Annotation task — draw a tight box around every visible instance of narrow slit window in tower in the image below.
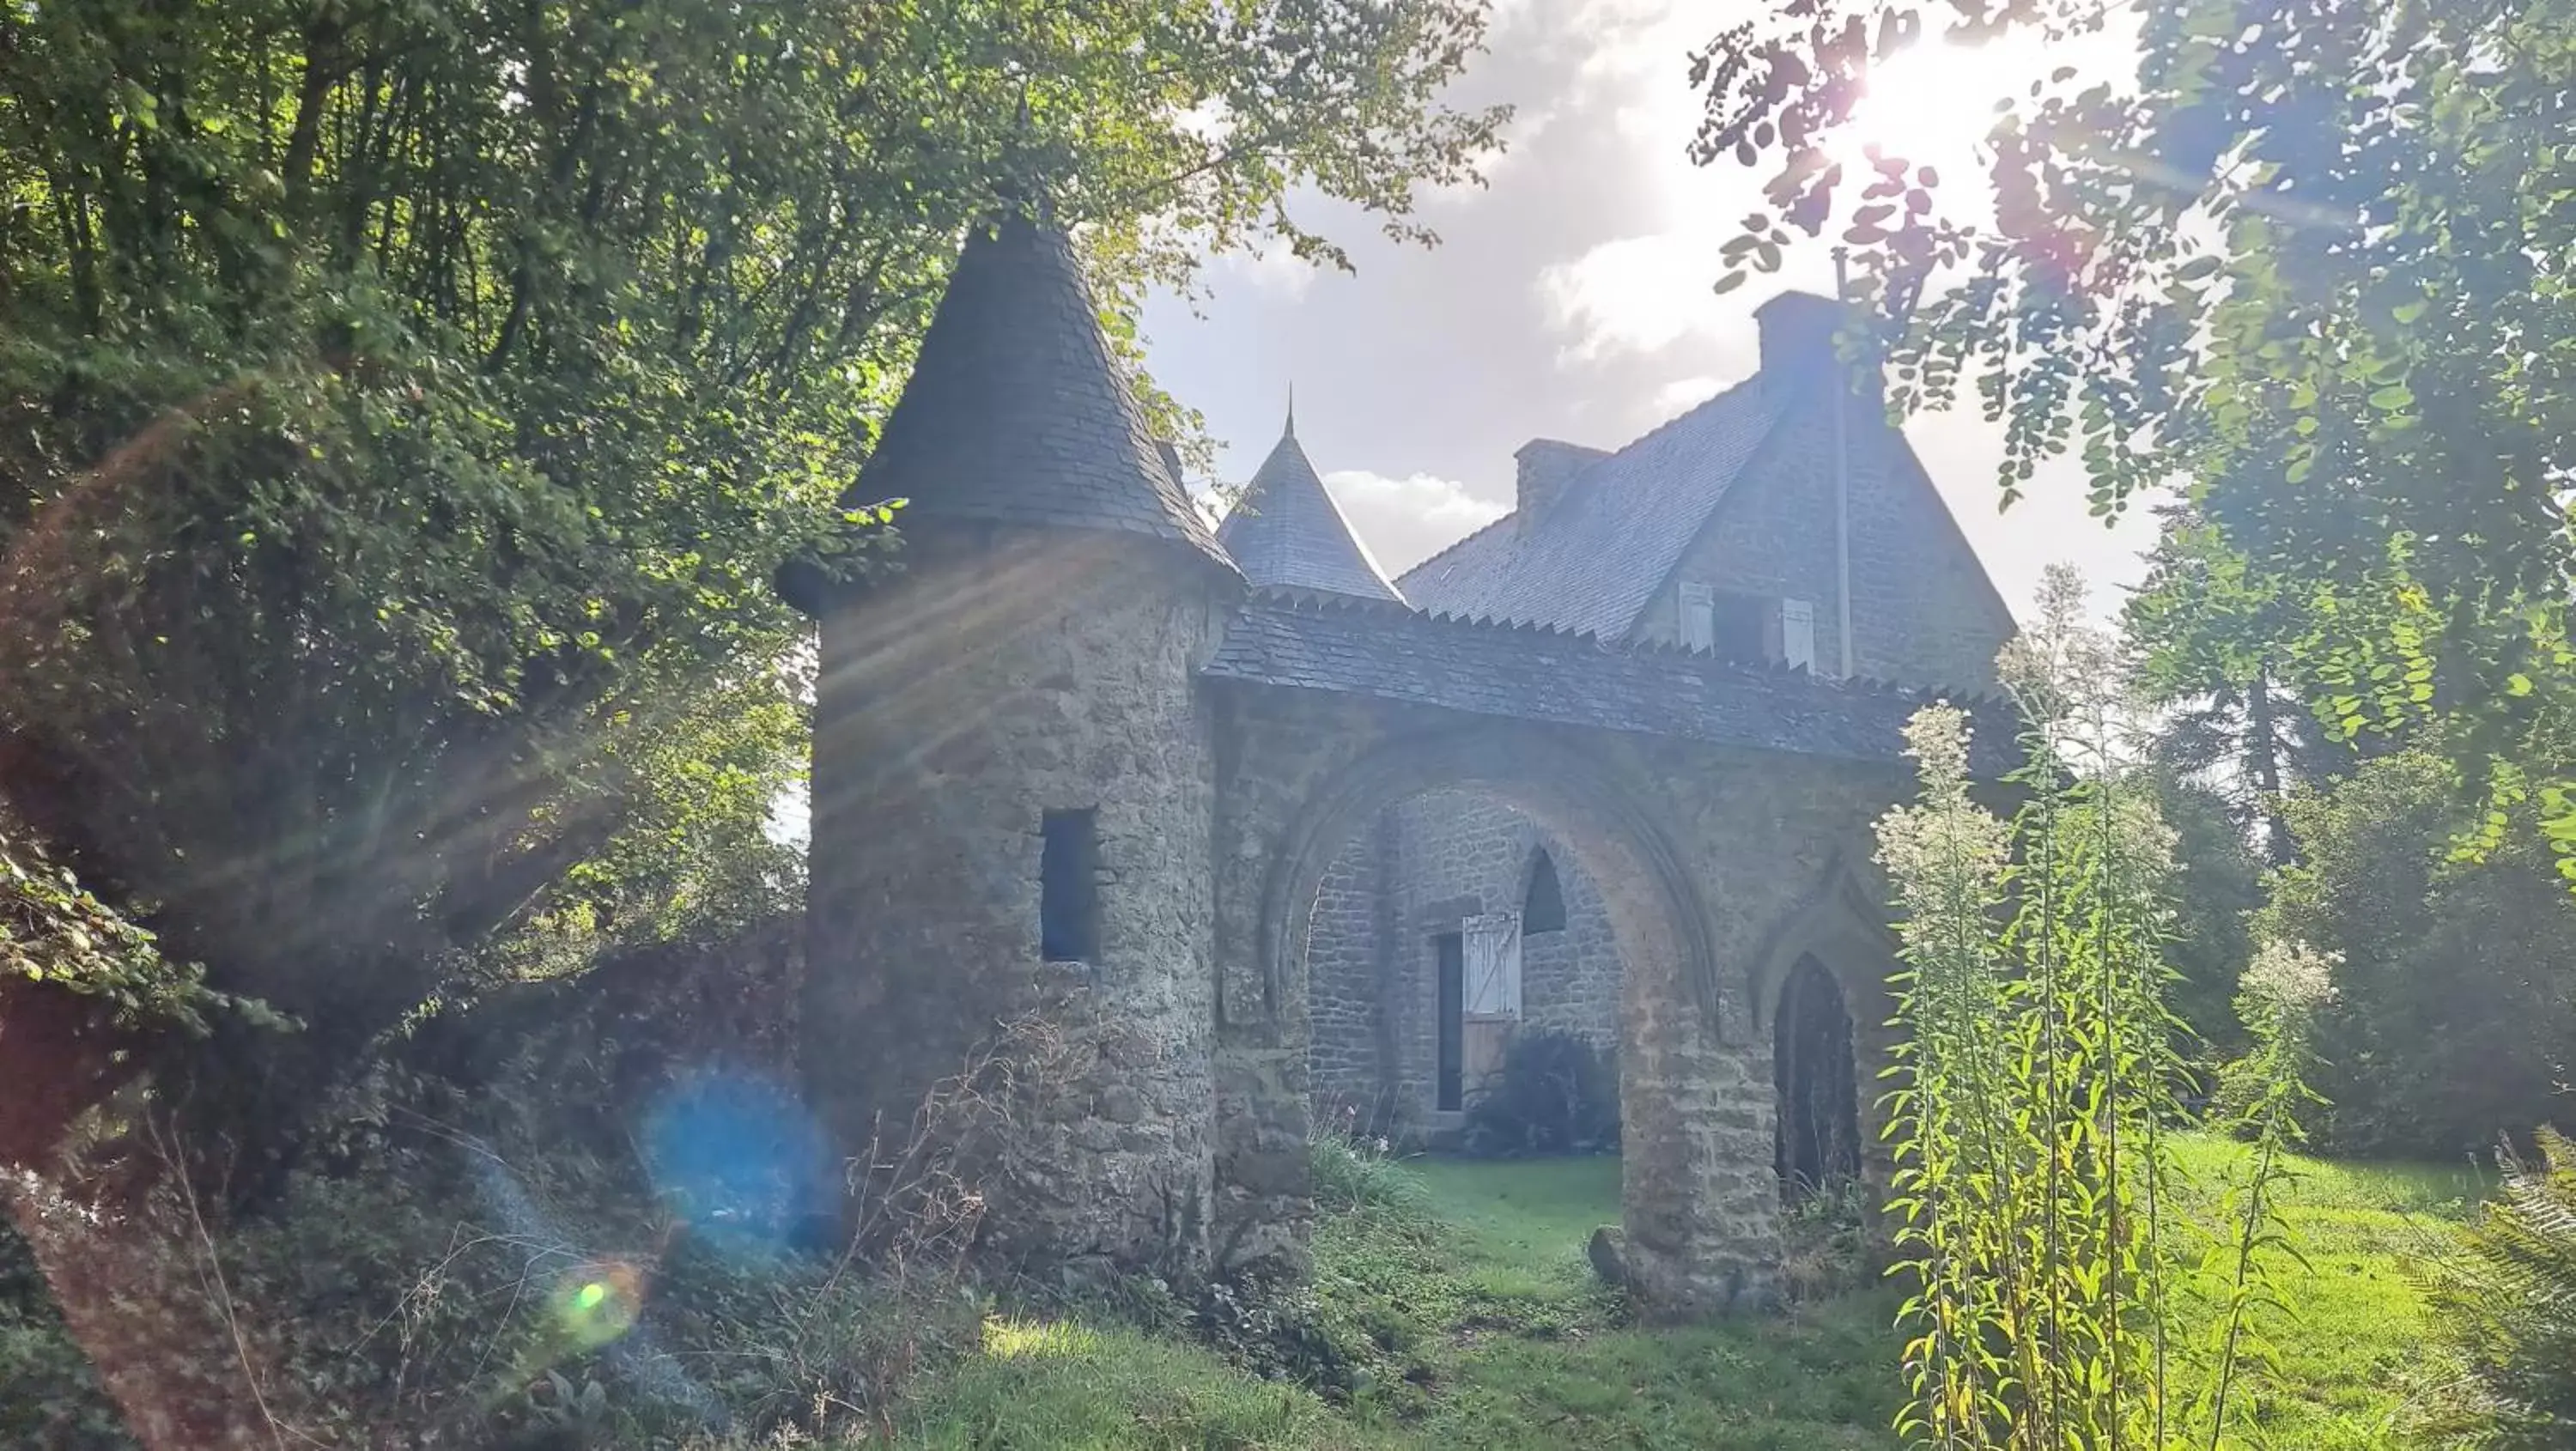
[1041,808,1101,962]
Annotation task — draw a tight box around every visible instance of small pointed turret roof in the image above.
[848,213,1230,568]
[1216,414,1404,603]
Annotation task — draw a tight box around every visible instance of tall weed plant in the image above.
[1875,567,2324,1449]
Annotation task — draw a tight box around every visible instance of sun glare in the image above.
[1842,39,2027,174]
[1830,27,2136,229]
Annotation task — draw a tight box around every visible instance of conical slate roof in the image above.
[848,215,1230,568]
[1216,418,1404,602]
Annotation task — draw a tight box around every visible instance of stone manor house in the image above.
[783,214,2015,1315]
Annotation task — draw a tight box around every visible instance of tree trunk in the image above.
[2247,661,2293,866]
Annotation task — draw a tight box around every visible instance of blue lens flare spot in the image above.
[641,1072,828,1259]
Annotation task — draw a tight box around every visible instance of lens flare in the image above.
[641,1072,828,1259]
[550,1259,643,1350]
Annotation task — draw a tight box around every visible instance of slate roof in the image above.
[847,215,1230,568]
[1215,422,1405,602]
[1202,594,2014,773]
[1396,379,1786,638]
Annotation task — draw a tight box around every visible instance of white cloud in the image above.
[1428,105,1559,206]
[1218,244,1318,301]
[1322,469,1510,575]
[1537,234,1728,361]
[1649,373,1724,418]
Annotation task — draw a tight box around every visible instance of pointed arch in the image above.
[1774,954,1861,1202]
[1522,846,1567,933]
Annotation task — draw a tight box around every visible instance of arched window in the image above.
[1522,848,1567,933]
[1774,955,1862,1204]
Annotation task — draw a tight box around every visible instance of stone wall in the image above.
[1299,788,1625,1135]
[805,528,1230,1283]
[803,525,1923,1316]
[1303,810,1385,1126]
[1631,388,2016,691]
[1387,791,1621,1125]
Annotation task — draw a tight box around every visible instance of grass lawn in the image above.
[886,1135,2472,1449]
[2162,1135,2484,1449]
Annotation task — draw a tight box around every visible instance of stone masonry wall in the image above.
[1303,810,1386,1126]
[1209,691,1920,1317]
[1631,388,2016,692]
[805,529,1230,1283]
[1376,790,1622,1129]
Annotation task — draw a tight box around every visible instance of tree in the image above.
[1689,0,2576,875]
[2127,505,2356,867]
[2258,749,2576,1158]
[0,0,1505,1175]
[2148,768,2262,1058]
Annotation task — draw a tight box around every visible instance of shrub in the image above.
[2260,750,2576,1159]
[1777,1178,1874,1303]
[0,1219,126,1450]
[2426,1126,2576,1448]
[1189,1270,1358,1395]
[0,914,1018,1448]
[1307,1126,1430,1221]
[1461,1029,1619,1158]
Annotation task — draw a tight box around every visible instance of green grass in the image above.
[2161,1134,2484,1449]
[875,1135,2469,1449]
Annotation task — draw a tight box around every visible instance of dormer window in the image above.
[1680,583,1823,674]
[1680,582,1769,660]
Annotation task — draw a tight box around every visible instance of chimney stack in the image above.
[1514,438,1610,525]
[1755,291,1880,402]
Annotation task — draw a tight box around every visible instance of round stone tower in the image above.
[786,213,1240,1281]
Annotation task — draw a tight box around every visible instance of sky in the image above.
[1141,0,2155,623]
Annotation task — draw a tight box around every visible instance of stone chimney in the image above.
[1515,438,1610,524]
[1755,290,1879,402]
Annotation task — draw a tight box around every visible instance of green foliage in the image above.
[3,1136,2471,1449]
[0,0,1506,1157]
[2196,938,2336,1442]
[2258,750,2576,1158]
[0,802,283,1170]
[0,806,244,1031]
[2128,507,2360,868]
[1873,568,2329,1448]
[1693,0,2576,881]
[1460,1028,1620,1159]
[1309,1122,1434,1223]
[2426,1126,2576,1449]
[0,1222,125,1449]
[2150,769,2265,1059]
[1875,573,2194,1447]
[1778,1179,1879,1305]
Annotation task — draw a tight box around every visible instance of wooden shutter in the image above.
[1780,597,1817,672]
[1679,581,1716,652]
[1461,912,1522,1017]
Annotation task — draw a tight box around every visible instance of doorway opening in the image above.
[1434,930,1464,1111]
[1298,787,1624,1142]
[1773,953,1861,1203]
